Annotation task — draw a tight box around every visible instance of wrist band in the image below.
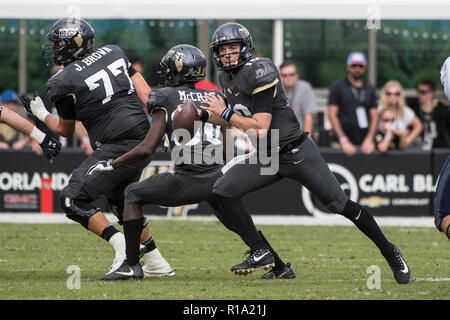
[384,133,392,141]
[81,136,90,143]
[29,126,46,144]
[200,110,210,122]
[339,136,348,144]
[221,108,235,122]
[32,97,50,122]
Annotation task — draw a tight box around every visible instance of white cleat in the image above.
[142,248,175,277]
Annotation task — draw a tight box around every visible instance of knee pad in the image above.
[124,182,141,205]
[213,177,240,198]
[60,197,101,229]
[108,198,124,225]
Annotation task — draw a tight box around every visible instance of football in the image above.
[172,100,201,143]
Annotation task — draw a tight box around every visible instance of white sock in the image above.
[108,232,125,257]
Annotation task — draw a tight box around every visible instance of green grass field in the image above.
[0,220,448,300]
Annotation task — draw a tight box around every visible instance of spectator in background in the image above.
[411,80,450,150]
[378,80,423,149]
[374,107,407,153]
[279,60,317,137]
[0,89,29,150]
[327,52,378,156]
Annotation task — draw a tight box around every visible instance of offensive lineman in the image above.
[88,44,295,280]
[21,17,173,277]
[202,22,410,284]
[0,105,61,161]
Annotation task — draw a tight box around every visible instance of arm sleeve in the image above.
[128,65,137,78]
[250,85,275,114]
[55,95,76,120]
[441,57,450,101]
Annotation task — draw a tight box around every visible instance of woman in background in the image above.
[377,80,422,149]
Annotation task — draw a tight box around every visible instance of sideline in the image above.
[0,213,435,227]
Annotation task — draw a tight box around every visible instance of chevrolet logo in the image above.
[360,196,390,208]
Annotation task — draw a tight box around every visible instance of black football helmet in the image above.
[210,22,254,73]
[42,17,95,66]
[157,44,206,87]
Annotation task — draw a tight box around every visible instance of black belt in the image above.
[278,132,308,154]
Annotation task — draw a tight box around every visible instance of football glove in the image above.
[40,135,62,163]
[86,160,114,175]
[19,92,49,122]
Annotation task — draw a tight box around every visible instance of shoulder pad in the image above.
[242,58,278,95]
[45,69,72,103]
[147,88,170,113]
[104,44,122,53]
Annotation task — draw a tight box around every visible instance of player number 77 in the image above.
[84,58,135,104]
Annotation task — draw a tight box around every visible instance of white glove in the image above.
[86,159,114,175]
[30,96,50,122]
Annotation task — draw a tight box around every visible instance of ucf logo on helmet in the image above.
[59,28,79,39]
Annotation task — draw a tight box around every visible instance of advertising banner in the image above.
[0,148,447,217]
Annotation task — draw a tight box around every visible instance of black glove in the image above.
[40,135,62,162]
[19,93,32,114]
[19,91,41,115]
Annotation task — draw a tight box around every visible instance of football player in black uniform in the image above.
[88,44,295,280]
[436,58,450,240]
[202,22,410,284]
[0,105,61,161]
[22,17,173,277]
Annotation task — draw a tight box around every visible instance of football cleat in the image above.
[231,248,275,275]
[107,253,126,275]
[142,248,175,277]
[381,243,410,284]
[261,262,296,279]
[100,260,143,281]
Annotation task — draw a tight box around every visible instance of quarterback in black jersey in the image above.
[202,22,410,283]
[88,44,294,280]
[23,17,172,277]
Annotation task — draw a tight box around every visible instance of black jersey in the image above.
[147,86,223,173]
[45,45,149,148]
[217,57,303,150]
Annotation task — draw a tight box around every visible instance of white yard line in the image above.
[0,213,435,227]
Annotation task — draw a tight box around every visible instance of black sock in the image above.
[142,236,157,253]
[214,194,265,251]
[340,200,391,251]
[101,224,120,242]
[123,218,144,265]
[258,230,286,269]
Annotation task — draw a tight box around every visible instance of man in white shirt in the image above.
[279,61,317,137]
